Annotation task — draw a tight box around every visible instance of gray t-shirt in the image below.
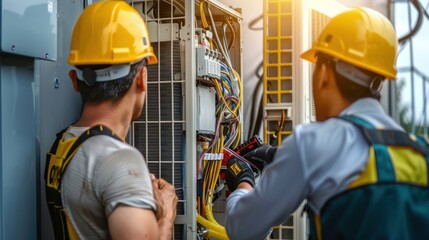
[61,126,156,239]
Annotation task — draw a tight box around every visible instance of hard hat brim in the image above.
[300,48,317,63]
[147,55,158,65]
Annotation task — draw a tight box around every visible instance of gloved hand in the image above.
[226,157,255,192]
[243,144,277,171]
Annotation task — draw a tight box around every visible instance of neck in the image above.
[74,99,135,140]
[317,91,352,121]
[325,97,351,120]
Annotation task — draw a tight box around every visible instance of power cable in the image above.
[422,0,429,18]
[415,76,428,137]
[398,0,424,45]
[407,0,417,133]
[248,62,264,138]
[248,14,263,31]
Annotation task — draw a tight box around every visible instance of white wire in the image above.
[207,5,235,80]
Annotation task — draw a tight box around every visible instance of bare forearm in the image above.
[158,218,175,240]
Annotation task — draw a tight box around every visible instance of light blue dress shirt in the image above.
[225,98,403,240]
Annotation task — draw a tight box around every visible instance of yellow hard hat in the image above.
[68,0,157,66]
[301,7,398,80]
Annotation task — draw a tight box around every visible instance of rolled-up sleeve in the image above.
[94,148,157,217]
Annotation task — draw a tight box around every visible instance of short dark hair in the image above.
[76,59,146,104]
[317,54,382,102]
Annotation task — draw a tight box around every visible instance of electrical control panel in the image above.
[1,0,57,60]
[130,1,242,239]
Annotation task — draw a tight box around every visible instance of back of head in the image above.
[68,0,158,103]
[301,7,398,101]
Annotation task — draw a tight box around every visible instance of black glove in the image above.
[226,157,255,192]
[243,144,277,171]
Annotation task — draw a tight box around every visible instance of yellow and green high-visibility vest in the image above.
[308,115,429,240]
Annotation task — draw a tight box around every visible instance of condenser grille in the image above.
[132,40,186,217]
[309,9,331,122]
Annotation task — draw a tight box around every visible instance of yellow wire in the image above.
[214,81,238,119]
[232,69,243,112]
[205,198,220,225]
[230,69,242,149]
[196,214,228,239]
[200,0,209,28]
[221,81,232,94]
[227,19,236,51]
[197,56,244,239]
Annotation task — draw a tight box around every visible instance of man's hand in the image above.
[226,158,255,192]
[151,174,177,239]
[243,144,277,171]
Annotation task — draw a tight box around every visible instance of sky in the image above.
[394,0,429,129]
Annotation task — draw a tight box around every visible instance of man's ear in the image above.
[321,63,331,87]
[136,66,147,92]
[314,62,329,91]
[69,70,79,92]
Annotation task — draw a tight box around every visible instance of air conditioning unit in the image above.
[262,0,346,239]
[128,0,243,239]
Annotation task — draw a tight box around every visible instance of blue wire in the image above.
[220,62,229,72]
[221,75,235,96]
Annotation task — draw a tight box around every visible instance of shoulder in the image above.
[273,118,364,180]
[293,118,362,153]
[76,136,147,179]
[83,135,144,160]
[286,118,369,181]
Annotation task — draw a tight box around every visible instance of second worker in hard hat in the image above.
[224,7,429,240]
[44,1,177,239]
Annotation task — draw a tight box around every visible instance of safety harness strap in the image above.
[44,127,69,183]
[45,125,121,240]
[339,115,429,156]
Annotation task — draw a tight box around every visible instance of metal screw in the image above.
[54,78,60,89]
[11,45,15,51]
[45,53,49,58]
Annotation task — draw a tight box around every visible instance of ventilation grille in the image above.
[263,0,294,238]
[132,40,185,238]
[309,9,331,122]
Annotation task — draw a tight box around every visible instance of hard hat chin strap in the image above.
[335,60,384,95]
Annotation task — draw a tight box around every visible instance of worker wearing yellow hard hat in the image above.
[44,1,177,239]
[224,7,429,240]
[301,7,397,80]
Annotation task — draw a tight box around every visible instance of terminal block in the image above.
[196,46,222,79]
